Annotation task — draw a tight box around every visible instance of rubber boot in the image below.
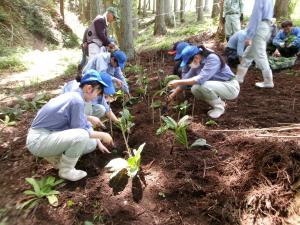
[58,154,87,181]
[207,98,225,119]
[255,69,274,88]
[44,156,60,169]
[236,65,248,84]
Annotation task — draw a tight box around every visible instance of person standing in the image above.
[235,0,274,88]
[86,7,119,60]
[223,0,244,42]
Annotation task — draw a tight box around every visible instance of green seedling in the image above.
[116,108,135,154]
[205,119,218,126]
[157,115,190,149]
[0,115,16,127]
[18,176,64,210]
[17,92,50,111]
[150,100,162,124]
[1,106,24,121]
[157,115,210,150]
[105,143,146,195]
[136,75,150,106]
[66,200,75,208]
[173,100,191,119]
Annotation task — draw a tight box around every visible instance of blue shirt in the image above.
[62,80,111,113]
[31,91,92,134]
[184,54,235,85]
[227,30,247,57]
[246,0,273,40]
[83,52,129,94]
[273,27,300,48]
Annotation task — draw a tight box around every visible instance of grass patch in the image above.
[63,63,78,77]
[135,14,217,52]
[0,47,28,73]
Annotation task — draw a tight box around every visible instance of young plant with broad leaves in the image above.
[157,115,211,150]
[173,100,191,119]
[18,176,64,210]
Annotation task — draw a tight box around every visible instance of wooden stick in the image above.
[192,97,195,117]
[255,134,300,138]
[211,126,300,132]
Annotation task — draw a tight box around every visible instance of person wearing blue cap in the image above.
[62,71,120,125]
[168,41,190,76]
[236,0,274,88]
[26,69,114,181]
[167,45,240,119]
[83,50,129,94]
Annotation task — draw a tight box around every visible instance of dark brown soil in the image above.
[1,36,300,225]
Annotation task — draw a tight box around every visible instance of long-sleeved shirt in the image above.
[62,80,111,113]
[83,52,129,94]
[246,0,273,40]
[272,27,300,48]
[223,0,243,17]
[31,91,92,134]
[227,30,247,57]
[183,54,235,85]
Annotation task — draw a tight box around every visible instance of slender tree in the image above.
[165,0,174,27]
[211,0,220,18]
[174,0,179,18]
[138,0,142,15]
[274,0,289,19]
[60,0,64,22]
[196,0,204,22]
[154,0,167,35]
[90,0,101,20]
[120,0,135,59]
[180,0,185,23]
[143,0,147,16]
[204,0,210,12]
[215,0,225,41]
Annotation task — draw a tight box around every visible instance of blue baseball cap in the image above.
[113,50,127,69]
[99,72,115,95]
[180,46,202,67]
[81,69,108,87]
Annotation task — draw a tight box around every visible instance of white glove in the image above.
[279,42,285,48]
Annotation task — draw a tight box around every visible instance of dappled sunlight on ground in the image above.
[0,48,80,95]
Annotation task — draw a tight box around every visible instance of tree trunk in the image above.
[274,0,289,19]
[132,0,139,37]
[164,0,174,27]
[90,0,101,21]
[143,0,147,16]
[154,0,167,35]
[215,0,225,41]
[204,0,210,12]
[180,0,185,23]
[196,0,204,22]
[211,0,220,18]
[138,0,142,15]
[174,0,179,18]
[153,0,156,13]
[120,0,135,60]
[60,0,64,22]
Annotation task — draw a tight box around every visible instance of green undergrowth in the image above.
[0,47,28,73]
[135,14,218,52]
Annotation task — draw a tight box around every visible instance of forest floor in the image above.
[1,33,300,225]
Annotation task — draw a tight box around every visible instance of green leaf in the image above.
[205,119,217,126]
[84,221,94,225]
[67,200,75,208]
[25,178,41,194]
[150,100,161,109]
[162,116,177,130]
[163,75,180,86]
[46,195,58,207]
[105,158,128,173]
[175,127,188,148]
[17,198,39,210]
[178,115,190,127]
[156,125,169,135]
[23,190,38,196]
[190,138,212,148]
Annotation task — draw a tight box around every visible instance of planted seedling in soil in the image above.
[17,176,64,210]
[157,115,211,151]
[105,143,146,200]
[135,74,150,106]
[173,100,191,120]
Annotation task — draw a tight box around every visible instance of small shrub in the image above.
[63,63,77,77]
[0,56,27,72]
[63,32,80,48]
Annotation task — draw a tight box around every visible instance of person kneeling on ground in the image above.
[272,20,300,58]
[83,50,129,95]
[225,29,247,67]
[63,71,120,126]
[168,41,191,77]
[26,69,114,182]
[167,45,240,119]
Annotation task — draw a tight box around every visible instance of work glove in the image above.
[240,13,244,22]
[279,42,285,48]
